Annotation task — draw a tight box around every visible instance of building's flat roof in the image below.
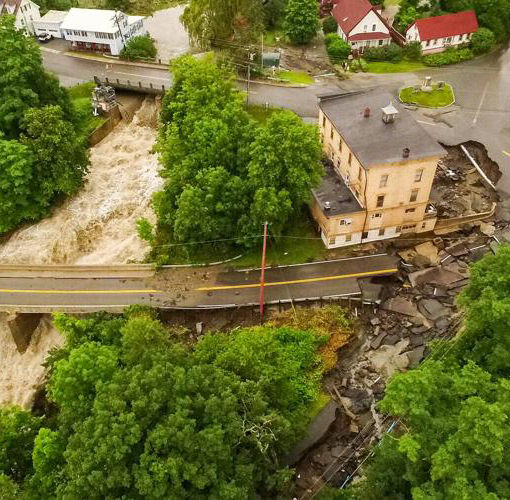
[313,164,364,217]
[60,8,143,33]
[319,90,446,168]
[37,9,68,23]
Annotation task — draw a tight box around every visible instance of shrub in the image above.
[363,43,403,62]
[402,40,422,60]
[470,27,495,55]
[324,34,350,62]
[322,15,337,34]
[119,35,157,61]
[423,47,473,66]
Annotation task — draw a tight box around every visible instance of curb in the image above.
[63,51,170,70]
[238,77,308,88]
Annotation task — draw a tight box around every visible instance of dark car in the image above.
[38,33,53,43]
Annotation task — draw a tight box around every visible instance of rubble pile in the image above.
[293,236,493,496]
[431,147,497,219]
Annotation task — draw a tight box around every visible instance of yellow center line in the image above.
[196,268,398,291]
[503,150,510,158]
[0,289,162,295]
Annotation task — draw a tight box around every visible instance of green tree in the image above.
[324,33,352,62]
[181,0,264,48]
[0,407,41,484]
[0,15,75,139]
[283,0,319,44]
[403,40,423,60]
[0,138,37,233]
[264,0,288,28]
[21,106,89,204]
[470,27,496,54]
[119,34,157,61]
[322,15,338,34]
[24,312,324,498]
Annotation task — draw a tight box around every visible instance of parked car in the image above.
[38,33,53,43]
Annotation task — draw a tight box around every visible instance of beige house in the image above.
[312,90,445,249]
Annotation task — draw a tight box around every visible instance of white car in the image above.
[38,33,53,43]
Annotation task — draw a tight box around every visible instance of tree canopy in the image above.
[0,15,88,235]
[149,54,322,262]
[350,245,510,499]
[283,0,320,45]
[2,309,326,498]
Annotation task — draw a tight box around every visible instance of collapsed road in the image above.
[0,254,398,313]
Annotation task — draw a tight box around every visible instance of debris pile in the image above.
[431,146,497,219]
[293,235,493,496]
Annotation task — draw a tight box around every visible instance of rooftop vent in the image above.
[382,102,399,124]
[403,147,410,158]
[324,201,331,210]
[363,107,371,118]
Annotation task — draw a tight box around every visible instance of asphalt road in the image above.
[0,254,398,312]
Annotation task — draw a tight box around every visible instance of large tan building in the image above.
[312,90,445,248]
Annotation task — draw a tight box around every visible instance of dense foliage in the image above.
[283,0,319,44]
[349,245,510,499]
[0,15,88,234]
[324,33,351,62]
[181,0,264,48]
[147,55,322,262]
[119,34,157,60]
[423,47,473,65]
[322,15,338,34]
[363,43,404,62]
[1,309,325,498]
[470,27,496,54]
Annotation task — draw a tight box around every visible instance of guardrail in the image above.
[93,76,167,95]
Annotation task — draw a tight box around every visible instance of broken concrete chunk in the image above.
[408,266,465,287]
[479,221,496,237]
[445,242,469,257]
[409,334,425,347]
[381,297,418,317]
[366,339,410,378]
[371,332,388,350]
[370,317,381,326]
[7,313,43,354]
[406,345,426,368]
[381,334,399,346]
[434,317,451,331]
[418,298,449,321]
[414,241,441,266]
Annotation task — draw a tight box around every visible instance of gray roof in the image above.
[319,90,446,168]
[38,10,68,23]
[313,164,364,217]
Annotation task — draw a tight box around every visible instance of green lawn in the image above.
[233,213,327,269]
[276,70,314,85]
[263,29,286,47]
[364,60,426,73]
[68,82,106,137]
[399,83,455,108]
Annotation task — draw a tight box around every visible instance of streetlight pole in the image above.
[259,222,268,323]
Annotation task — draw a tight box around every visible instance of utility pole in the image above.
[113,9,125,44]
[246,63,251,105]
[259,222,268,323]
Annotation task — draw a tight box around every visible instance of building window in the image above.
[422,222,427,229]
[378,228,385,236]
[376,195,385,208]
[371,212,382,219]
[426,40,430,46]
[348,152,352,165]
[378,40,384,46]
[330,128,334,140]
[345,234,352,242]
[403,224,416,231]
[358,167,362,181]
[362,232,369,239]
[339,219,352,226]
[396,226,402,233]
[372,24,376,31]
[322,116,326,127]
[410,189,419,203]
[405,208,416,214]
[379,174,388,188]
[339,138,342,152]
[415,169,423,182]
[363,25,367,32]
[329,237,336,245]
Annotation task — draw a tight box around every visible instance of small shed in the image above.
[33,9,68,38]
[262,52,281,69]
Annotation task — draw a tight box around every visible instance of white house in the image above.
[0,0,40,35]
[406,11,478,54]
[60,8,146,56]
[332,0,392,52]
[33,9,67,38]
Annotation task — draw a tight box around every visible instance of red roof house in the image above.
[331,0,400,51]
[406,10,478,53]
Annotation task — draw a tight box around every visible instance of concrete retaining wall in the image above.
[88,105,122,147]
